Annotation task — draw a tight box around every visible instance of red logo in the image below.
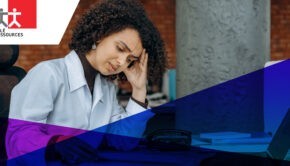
[0,0,37,29]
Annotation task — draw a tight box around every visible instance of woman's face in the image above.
[86,28,143,76]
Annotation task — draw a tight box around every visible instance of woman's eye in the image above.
[116,46,124,52]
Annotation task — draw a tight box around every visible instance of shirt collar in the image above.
[64,50,89,92]
[64,50,104,103]
[93,73,104,104]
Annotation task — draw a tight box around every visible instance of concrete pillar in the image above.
[175,0,270,133]
[176,0,270,97]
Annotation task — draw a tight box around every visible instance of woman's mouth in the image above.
[108,62,117,72]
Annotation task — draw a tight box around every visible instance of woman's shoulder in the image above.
[28,58,66,79]
[15,58,66,91]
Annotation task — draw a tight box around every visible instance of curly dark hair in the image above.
[69,0,167,84]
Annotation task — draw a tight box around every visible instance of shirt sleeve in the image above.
[6,62,59,162]
[129,97,148,109]
[104,85,155,151]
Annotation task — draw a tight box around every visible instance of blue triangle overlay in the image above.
[3,60,290,165]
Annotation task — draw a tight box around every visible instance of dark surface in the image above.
[44,146,290,166]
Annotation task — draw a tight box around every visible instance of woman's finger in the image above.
[140,49,146,65]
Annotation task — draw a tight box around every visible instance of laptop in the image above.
[265,108,290,160]
[197,108,290,161]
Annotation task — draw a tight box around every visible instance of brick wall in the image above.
[140,0,176,69]
[15,0,176,71]
[16,0,288,70]
[271,0,290,60]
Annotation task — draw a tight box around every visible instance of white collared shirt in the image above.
[6,50,153,159]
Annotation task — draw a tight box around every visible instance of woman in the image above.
[6,0,167,164]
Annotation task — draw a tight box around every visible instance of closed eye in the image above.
[116,45,125,52]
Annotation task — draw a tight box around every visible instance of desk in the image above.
[9,137,288,165]
[45,146,290,166]
[47,147,216,165]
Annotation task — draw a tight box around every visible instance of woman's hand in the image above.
[123,49,148,103]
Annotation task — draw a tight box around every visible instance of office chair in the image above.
[0,45,26,163]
